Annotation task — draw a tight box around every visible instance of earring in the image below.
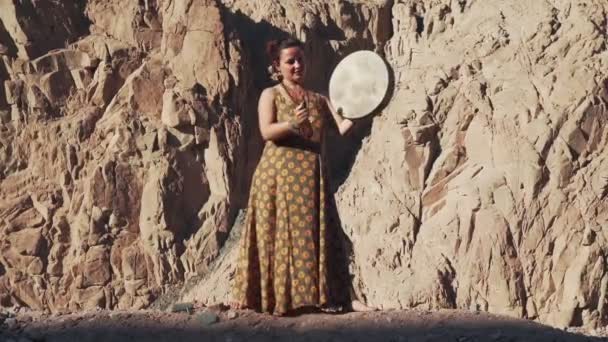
[268,65,281,82]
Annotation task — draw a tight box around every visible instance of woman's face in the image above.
[276,46,305,83]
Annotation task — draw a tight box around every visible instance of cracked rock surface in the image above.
[0,0,607,331]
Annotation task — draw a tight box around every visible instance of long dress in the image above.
[233,84,329,315]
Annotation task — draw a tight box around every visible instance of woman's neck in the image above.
[281,79,302,90]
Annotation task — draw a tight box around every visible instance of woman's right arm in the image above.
[258,87,296,141]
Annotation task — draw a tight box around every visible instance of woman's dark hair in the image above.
[265,37,304,64]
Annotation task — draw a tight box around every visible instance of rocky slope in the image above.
[0,0,607,331]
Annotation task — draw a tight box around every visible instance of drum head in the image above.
[329,50,389,119]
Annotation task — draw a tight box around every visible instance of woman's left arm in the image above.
[322,95,353,135]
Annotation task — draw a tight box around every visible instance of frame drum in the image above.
[329,51,389,119]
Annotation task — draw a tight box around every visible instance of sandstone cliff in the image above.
[0,0,607,330]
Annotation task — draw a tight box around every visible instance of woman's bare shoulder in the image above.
[261,85,280,97]
[320,90,333,103]
[258,86,279,105]
[308,90,329,106]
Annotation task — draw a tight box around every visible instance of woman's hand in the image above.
[294,102,309,125]
[291,102,313,138]
[323,95,353,135]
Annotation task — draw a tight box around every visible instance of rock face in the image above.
[0,0,607,330]
[0,0,248,312]
[0,0,88,60]
[338,0,608,329]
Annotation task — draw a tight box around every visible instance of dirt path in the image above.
[1,308,607,342]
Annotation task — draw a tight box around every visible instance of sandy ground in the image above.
[1,307,607,342]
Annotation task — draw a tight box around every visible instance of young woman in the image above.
[232,38,369,316]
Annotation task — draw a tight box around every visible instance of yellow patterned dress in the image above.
[233,85,329,315]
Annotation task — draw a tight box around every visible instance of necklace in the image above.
[280,82,306,104]
[280,82,313,127]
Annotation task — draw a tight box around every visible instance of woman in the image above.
[231,38,362,316]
